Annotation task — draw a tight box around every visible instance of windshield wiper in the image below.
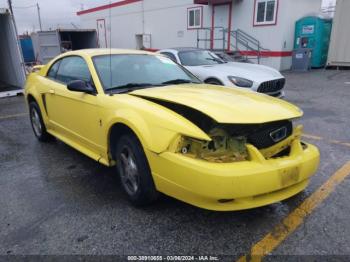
[162,79,197,85]
[107,79,199,94]
[106,83,159,94]
[206,58,225,64]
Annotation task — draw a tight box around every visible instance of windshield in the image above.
[178,50,225,66]
[216,52,235,62]
[93,54,201,93]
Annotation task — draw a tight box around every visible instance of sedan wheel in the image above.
[29,101,53,142]
[30,107,42,137]
[118,145,140,196]
[206,79,222,85]
[115,134,159,206]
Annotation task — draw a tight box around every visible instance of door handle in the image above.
[49,89,55,94]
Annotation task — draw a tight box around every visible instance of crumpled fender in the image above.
[105,106,211,154]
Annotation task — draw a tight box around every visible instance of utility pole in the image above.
[37,3,42,31]
[7,0,14,14]
[7,0,27,78]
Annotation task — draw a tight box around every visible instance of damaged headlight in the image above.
[176,128,248,163]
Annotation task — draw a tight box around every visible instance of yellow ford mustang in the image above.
[25,49,320,211]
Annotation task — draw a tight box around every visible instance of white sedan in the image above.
[158,48,285,98]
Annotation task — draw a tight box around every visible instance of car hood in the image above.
[131,84,301,124]
[187,62,283,82]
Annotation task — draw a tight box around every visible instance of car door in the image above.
[45,56,104,156]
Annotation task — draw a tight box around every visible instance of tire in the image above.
[205,79,223,85]
[29,101,53,142]
[115,134,159,206]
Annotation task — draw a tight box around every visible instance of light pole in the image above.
[7,0,27,76]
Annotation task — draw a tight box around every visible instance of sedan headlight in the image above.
[228,76,253,88]
[176,128,248,163]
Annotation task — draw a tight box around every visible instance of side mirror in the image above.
[67,80,95,95]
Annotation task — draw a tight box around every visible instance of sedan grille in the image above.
[247,120,293,149]
[257,78,286,94]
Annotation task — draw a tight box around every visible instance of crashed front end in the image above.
[145,108,319,211]
[131,87,320,211]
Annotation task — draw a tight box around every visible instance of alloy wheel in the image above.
[31,107,42,137]
[118,145,140,196]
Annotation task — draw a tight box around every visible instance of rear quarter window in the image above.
[47,60,61,79]
[56,56,91,84]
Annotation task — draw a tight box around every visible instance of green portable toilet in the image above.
[294,16,332,68]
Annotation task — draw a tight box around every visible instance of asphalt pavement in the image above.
[0,69,349,261]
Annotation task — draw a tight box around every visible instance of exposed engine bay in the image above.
[136,96,296,162]
[177,128,248,163]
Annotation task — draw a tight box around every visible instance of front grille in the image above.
[258,78,286,94]
[247,120,293,149]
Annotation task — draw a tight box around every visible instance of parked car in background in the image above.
[214,51,253,64]
[213,51,236,62]
[158,48,286,98]
[25,49,319,211]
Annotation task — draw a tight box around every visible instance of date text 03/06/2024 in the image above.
[127,255,220,261]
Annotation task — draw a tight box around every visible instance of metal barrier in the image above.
[196,27,270,64]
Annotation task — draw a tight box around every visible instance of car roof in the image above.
[61,48,156,57]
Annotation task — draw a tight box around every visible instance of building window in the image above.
[254,0,278,26]
[188,7,202,29]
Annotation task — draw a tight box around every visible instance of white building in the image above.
[77,0,322,71]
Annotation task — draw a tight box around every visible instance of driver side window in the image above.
[56,56,91,84]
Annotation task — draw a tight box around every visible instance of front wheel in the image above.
[29,101,53,142]
[115,134,159,206]
[205,79,222,85]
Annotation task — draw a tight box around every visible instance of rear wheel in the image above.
[115,134,159,206]
[29,101,53,142]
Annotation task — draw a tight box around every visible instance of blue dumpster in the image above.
[20,37,35,63]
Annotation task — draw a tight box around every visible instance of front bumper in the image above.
[224,81,285,98]
[268,90,285,98]
[251,78,286,98]
[147,138,320,211]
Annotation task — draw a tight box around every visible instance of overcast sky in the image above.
[0,0,337,34]
[0,0,111,33]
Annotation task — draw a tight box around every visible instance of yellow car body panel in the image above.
[131,85,302,124]
[147,138,319,211]
[25,49,320,211]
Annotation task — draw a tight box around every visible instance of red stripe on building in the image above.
[194,0,232,4]
[239,51,293,57]
[77,0,142,16]
[145,48,292,57]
